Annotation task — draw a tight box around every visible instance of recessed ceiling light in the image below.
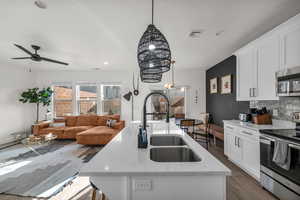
[104,61,109,65]
[34,0,47,9]
[189,30,205,38]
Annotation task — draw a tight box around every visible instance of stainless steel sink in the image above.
[150,135,186,146]
[150,147,201,162]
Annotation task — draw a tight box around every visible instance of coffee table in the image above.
[21,134,57,155]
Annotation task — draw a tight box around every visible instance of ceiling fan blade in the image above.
[14,44,33,56]
[11,57,31,60]
[40,57,69,66]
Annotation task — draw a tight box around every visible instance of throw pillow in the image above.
[49,123,66,127]
[106,119,117,128]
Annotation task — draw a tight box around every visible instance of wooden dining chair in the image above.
[180,119,195,138]
[193,113,210,149]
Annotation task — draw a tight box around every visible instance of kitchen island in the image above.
[80,120,231,200]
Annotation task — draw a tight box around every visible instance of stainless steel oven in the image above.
[276,66,300,96]
[260,133,300,200]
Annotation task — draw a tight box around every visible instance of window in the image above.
[101,85,121,115]
[77,85,98,115]
[52,83,121,117]
[53,85,73,117]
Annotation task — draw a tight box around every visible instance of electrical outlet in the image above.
[273,109,279,117]
[133,179,152,191]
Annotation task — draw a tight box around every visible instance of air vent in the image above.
[189,30,204,38]
[34,0,47,9]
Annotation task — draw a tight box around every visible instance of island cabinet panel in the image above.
[224,122,260,180]
[91,175,226,200]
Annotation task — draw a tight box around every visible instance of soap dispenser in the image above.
[138,127,148,149]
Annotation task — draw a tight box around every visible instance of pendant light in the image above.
[140,71,162,83]
[137,0,172,81]
[164,60,176,89]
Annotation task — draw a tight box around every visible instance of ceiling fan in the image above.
[12,44,69,66]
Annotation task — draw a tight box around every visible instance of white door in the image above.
[257,36,280,100]
[236,48,257,101]
[241,135,260,180]
[282,26,300,69]
[228,133,242,165]
[224,125,235,156]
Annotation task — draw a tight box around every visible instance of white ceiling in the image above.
[1,0,300,71]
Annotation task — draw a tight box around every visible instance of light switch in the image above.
[133,179,152,191]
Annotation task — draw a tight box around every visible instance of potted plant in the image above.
[19,87,53,123]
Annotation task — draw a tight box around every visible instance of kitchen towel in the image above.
[272,140,291,170]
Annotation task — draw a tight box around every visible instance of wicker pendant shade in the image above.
[140,71,162,83]
[137,24,171,75]
[137,0,171,83]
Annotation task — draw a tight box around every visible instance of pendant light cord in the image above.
[152,0,154,24]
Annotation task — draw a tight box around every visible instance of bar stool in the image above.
[90,181,106,200]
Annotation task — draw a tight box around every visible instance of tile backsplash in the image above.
[250,97,300,121]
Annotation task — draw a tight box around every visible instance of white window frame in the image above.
[76,84,99,115]
[52,83,73,119]
[51,82,122,118]
[101,84,122,115]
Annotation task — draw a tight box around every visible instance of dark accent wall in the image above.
[206,56,249,126]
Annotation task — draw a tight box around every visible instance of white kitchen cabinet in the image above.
[235,13,300,101]
[224,123,260,180]
[239,128,260,180]
[236,48,257,101]
[282,25,300,70]
[256,36,280,100]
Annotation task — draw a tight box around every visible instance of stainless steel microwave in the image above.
[276,66,300,96]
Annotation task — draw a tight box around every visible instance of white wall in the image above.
[0,66,36,145]
[35,69,206,123]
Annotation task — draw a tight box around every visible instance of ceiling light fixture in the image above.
[164,60,176,89]
[104,61,109,65]
[34,0,47,9]
[137,0,171,83]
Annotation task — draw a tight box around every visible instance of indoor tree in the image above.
[19,87,53,123]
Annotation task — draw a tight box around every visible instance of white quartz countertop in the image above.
[223,120,295,131]
[80,121,231,176]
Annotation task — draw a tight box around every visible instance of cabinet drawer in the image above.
[224,124,236,132]
[239,128,259,140]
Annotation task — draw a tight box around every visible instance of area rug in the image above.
[0,140,102,199]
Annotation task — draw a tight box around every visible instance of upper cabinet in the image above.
[282,26,300,69]
[256,36,280,100]
[236,48,257,101]
[235,13,300,101]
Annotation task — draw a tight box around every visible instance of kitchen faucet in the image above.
[142,91,170,130]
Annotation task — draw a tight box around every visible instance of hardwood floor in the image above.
[208,143,277,200]
[0,144,277,200]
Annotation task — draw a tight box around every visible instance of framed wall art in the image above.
[221,74,232,94]
[210,77,218,94]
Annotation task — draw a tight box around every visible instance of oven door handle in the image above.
[260,135,276,142]
[289,143,300,150]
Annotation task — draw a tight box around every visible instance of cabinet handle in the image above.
[234,136,237,146]
[253,88,257,97]
[238,137,240,148]
[241,131,253,136]
[249,88,252,97]
[289,144,300,150]
[226,126,233,130]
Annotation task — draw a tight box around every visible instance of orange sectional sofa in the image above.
[32,115,125,145]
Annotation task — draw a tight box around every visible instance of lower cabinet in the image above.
[224,123,260,180]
